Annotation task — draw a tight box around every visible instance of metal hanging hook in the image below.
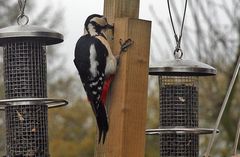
[167,0,188,59]
[17,0,29,25]
[18,0,26,15]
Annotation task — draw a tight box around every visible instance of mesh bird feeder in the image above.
[0,24,68,156]
[146,59,217,157]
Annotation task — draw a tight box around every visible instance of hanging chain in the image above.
[17,0,29,25]
[167,0,188,59]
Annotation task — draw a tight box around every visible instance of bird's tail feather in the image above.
[96,102,109,144]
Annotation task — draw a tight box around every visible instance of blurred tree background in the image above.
[146,0,240,156]
[0,0,93,156]
[0,0,239,157]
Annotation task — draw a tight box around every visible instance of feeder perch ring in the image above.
[146,128,220,135]
[0,98,68,110]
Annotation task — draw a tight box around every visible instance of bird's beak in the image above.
[106,24,114,30]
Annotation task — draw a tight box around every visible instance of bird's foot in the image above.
[119,38,134,53]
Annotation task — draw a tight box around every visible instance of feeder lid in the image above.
[149,59,217,76]
[0,25,63,45]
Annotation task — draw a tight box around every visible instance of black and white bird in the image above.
[74,14,132,144]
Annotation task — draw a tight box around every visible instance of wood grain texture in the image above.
[103,0,140,24]
[94,1,151,156]
[94,18,151,157]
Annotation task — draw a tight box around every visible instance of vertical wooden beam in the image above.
[103,0,140,24]
[95,0,151,157]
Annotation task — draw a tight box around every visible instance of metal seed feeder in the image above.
[0,24,68,157]
[146,58,217,157]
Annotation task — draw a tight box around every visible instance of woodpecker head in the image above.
[84,14,113,37]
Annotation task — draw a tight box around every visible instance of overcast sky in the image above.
[33,0,170,74]
[21,0,235,75]
[31,0,193,72]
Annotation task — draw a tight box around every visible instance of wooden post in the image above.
[103,0,140,23]
[94,0,151,157]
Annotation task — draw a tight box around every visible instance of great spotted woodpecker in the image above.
[74,14,133,144]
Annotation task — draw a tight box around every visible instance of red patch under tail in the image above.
[100,75,114,105]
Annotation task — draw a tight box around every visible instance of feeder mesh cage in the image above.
[159,76,199,157]
[5,105,48,156]
[3,40,47,99]
[3,40,49,157]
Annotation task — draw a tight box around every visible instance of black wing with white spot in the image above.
[74,34,109,143]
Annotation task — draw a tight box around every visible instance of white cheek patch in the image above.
[91,17,106,27]
[88,24,98,36]
[89,44,99,77]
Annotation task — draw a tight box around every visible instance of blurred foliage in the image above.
[0,1,95,156]
[48,100,95,157]
[0,0,95,156]
[146,0,240,156]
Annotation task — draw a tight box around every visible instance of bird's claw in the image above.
[119,38,134,53]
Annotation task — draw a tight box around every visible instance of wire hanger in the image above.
[17,0,29,25]
[167,0,188,59]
